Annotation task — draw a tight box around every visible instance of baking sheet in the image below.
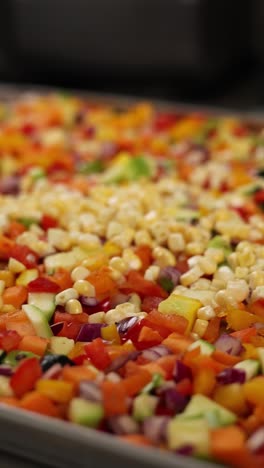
[0,82,258,468]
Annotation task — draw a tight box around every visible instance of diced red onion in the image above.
[76,323,105,342]
[143,416,169,443]
[216,368,246,385]
[0,365,13,376]
[101,142,118,159]
[173,360,192,383]
[156,381,176,395]
[175,445,194,456]
[105,351,140,373]
[50,322,64,335]
[0,175,20,195]
[214,333,243,356]
[142,345,171,362]
[247,427,264,454]
[79,296,99,307]
[162,388,188,413]
[108,415,139,435]
[79,381,102,402]
[158,267,181,292]
[42,364,62,380]
[117,316,139,335]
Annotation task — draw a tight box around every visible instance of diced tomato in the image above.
[134,245,152,272]
[10,244,39,268]
[0,330,21,352]
[53,311,89,324]
[254,190,264,205]
[57,322,83,340]
[84,338,111,370]
[28,276,60,293]
[10,357,42,397]
[141,296,163,313]
[40,214,58,230]
[120,271,167,299]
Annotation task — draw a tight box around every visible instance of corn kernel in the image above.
[73,280,95,297]
[109,257,128,274]
[65,299,83,315]
[180,265,203,287]
[128,293,141,312]
[122,249,142,270]
[103,241,122,258]
[105,303,146,325]
[214,289,237,308]
[185,242,205,256]
[197,305,216,320]
[204,247,225,264]
[235,266,249,279]
[214,266,234,283]
[226,279,249,302]
[197,257,217,275]
[89,312,105,324]
[167,233,185,252]
[134,229,153,247]
[144,265,160,282]
[55,288,78,306]
[71,266,90,282]
[8,257,26,274]
[152,246,176,268]
[237,248,255,268]
[192,318,208,337]
[108,267,125,283]
[249,271,264,289]
[251,286,264,302]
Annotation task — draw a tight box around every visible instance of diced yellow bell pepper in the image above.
[243,376,264,406]
[158,294,202,333]
[0,270,15,287]
[82,250,108,271]
[36,379,74,403]
[68,342,86,359]
[101,324,121,344]
[16,269,39,286]
[226,308,264,331]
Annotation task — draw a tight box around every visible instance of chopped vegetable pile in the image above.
[1,94,264,467]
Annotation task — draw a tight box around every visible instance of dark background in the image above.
[0,0,264,110]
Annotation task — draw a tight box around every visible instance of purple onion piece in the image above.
[216,368,246,385]
[162,388,188,414]
[79,296,99,307]
[79,381,102,402]
[105,351,140,373]
[158,267,181,293]
[173,360,192,383]
[247,427,264,454]
[101,141,118,159]
[143,416,170,443]
[214,333,243,356]
[76,323,104,342]
[42,364,62,380]
[175,445,194,456]
[117,316,139,335]
[0,175,20,195]
[50,322,64,335]
[0,365,13,376]
[108,415,139,435]
[142,345,171,362]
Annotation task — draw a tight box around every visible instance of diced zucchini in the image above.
[3,350,39,366]
[133,394,158,422]
[49,336,75,355]
[0,376,14,397]
[207,235,231,258]
[234,359,260,381]
[181,394,237,427]
[158,294,202,333]
[22,304,53,339]
[141,373,164,394]
[188,339,215,356]
[28,292,56,321]
[167,417,210,455]
[44,247,91,271]
[68,398,104,427]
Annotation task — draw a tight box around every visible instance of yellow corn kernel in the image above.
[185,242,205,256]
[128,293,141,312]
[249,271,264,289]
[144,265,160,282]
[152,246,176,268]
[89,312,105,324]
[235,266,249,279]
[237,249,255,268]
[36,380,74,403]
[73,280,95,297]
[197,257,217,275]
[168,233,185,253]
[226,279,249,302]
[103,241,122,258]
[180,266,203,287]
[204,247,225,264]
[55,288,78,306]
[134,229,153,247]
[71,266,90,282]
[197,305,216,321]
[8,258,26,274]
[192,318,208,337]
[0,271,15,287]
[65,299,83,315]
[111,228,134,249]
[109,257,128,274]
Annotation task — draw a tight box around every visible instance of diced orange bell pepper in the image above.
[162,332,192,353]
[243,376,264,406]
[101,381,127,416]
[193,368,216,397]
[17,335,49,356]
[3,285,28,309]
[20,391,60,418]
[62,365,97,386]
[214,384,248,416]
[36,379,74,403]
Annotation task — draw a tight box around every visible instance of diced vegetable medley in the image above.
[1,93,264,467]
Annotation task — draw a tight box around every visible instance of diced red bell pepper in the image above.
[84,337,111,370]
[0,330,21,352]
[141,296,163,313]
[57,322,83,340]
[10,357,42,397]
[40,214,58,230]
[10,244,39,268]
[120,271,167,299]
[53,311,89,324]
[28,277,60,293]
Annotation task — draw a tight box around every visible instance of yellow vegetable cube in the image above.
[158,294,202,333]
